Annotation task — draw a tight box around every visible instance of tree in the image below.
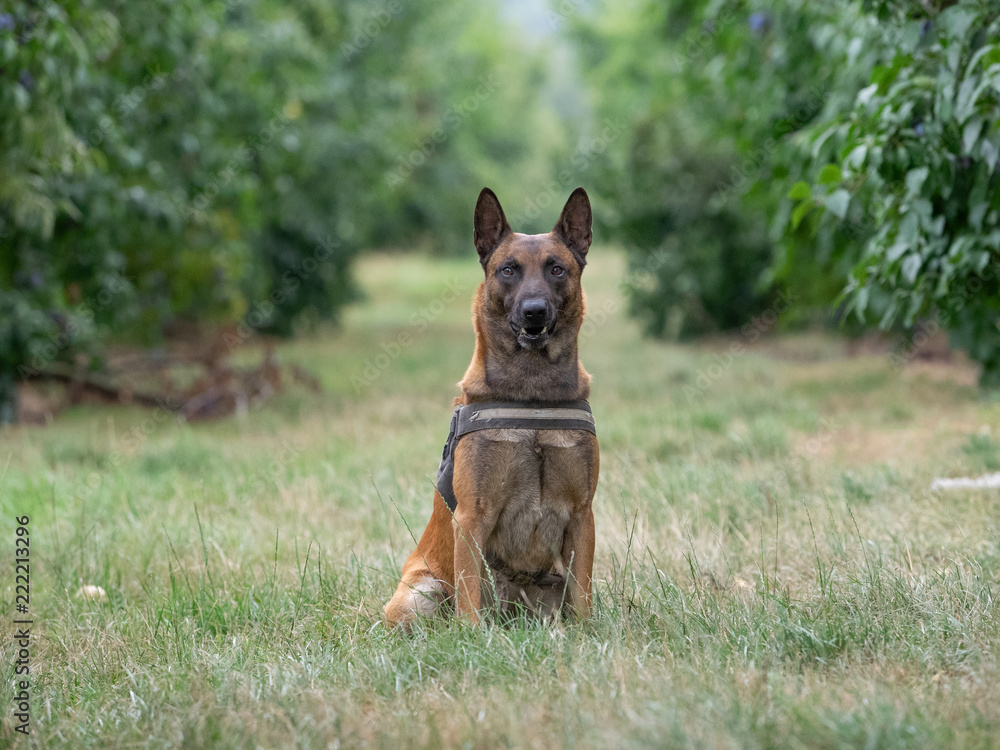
[570,0,869,338]
[0,0,552,420]
[573,0,1000,386]
[785,0,1000,385]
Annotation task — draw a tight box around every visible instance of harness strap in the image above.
[436,400,596,514]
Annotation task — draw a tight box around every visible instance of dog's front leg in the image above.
[452,507,486,624]
[562,506,595,620]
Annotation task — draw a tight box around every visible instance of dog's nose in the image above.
[522,298,547,323]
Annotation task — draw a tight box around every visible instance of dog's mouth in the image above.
[511,321,554,349]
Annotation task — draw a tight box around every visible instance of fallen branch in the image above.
[24,364,165,407]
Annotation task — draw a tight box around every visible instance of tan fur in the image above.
[384,189,599,629]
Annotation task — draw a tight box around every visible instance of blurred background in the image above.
[5,5,1000,743]
[1,0,998,423]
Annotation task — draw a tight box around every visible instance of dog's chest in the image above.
[461,428,596,572]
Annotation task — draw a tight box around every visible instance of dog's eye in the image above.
[501,266,514,277]
[551,265,564,277]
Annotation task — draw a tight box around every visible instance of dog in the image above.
[383,187,600,628]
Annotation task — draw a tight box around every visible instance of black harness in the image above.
[436,400,597,513]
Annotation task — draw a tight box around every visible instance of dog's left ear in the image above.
[553,187,592,269]
[474,187,512,269]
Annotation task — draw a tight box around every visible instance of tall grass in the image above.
[1,251,998,748]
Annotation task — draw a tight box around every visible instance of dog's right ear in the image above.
[473,187,512,269]
[553,187,592,269]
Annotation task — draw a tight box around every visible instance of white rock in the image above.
[930,472,1000,490]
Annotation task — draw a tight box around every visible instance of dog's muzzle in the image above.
[512,297,554,349]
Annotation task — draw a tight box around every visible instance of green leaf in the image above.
[955,77,992,124]
[939,6,976,41]
[948,235,974,259]
[810,125,841,160]
[844,144,868,170]
[791,200,813,229]
[903,293,925,328]
[910,199,933,224]
[879,296,901,329]
[905,167,929,196]
[824,189,851,219]
[787,181,812,200]
[901,253,922,285]
[817,164,843,185]
[963,117,984,153]
[982,138,999,171]
[854,286,870,318]
[886,242,908,262]
[856,84,879,106]
[964,44,1000,83]
[898,212,920,247]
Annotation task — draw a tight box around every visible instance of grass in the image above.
[2,250,999,748]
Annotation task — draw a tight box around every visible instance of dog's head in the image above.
[473,187,592,352]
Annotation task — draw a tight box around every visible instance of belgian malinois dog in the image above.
[384,187,599,628]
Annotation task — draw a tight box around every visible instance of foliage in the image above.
[575,0,1000,385]
[786,0,1000,386]
[0,0,552,419]
[571,0,886,338]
